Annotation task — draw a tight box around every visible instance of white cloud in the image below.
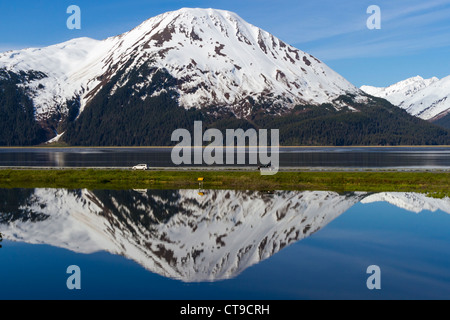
[381,0,450,22]
[309,30,450,61]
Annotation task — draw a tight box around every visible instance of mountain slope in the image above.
[361,75,450,128]
[0,38,102,122]
[0,8,449,146]
[361,76,439,107]
[361,192,450,213]
[0,69,48,145]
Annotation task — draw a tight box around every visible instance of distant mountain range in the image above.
[361,76,450,129]
[0,8,448,146]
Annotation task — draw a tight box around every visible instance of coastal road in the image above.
[0,166,449,172]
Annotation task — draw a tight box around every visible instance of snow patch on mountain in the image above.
[0,38,105,121]
[361,192,450,214]
[361,75,450,121]
[0,189,112,253]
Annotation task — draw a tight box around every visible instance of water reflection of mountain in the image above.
[0,189,448,282]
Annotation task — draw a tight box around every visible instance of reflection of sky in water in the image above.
[1,200,449,300]
[277,202,450,299]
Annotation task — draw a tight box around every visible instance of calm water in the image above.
[0,188,449,300]
[0,147,449,168]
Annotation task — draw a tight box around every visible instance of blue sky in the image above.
[1,0,449,87]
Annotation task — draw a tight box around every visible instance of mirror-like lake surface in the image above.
[1,188,449,299]
[0,147,449,168]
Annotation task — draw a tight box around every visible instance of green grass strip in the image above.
[0,169,448,198]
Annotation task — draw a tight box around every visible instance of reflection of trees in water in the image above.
[0,189,50,223]
[2,188,448,282]
[0,188,359,281]
[0,188,188,227]
[90,189,189,235]
[84,189,361,281]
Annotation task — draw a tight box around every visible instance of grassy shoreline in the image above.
[0,169,448,197]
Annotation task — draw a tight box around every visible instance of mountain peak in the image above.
[98,7,360,116]
[361,75,449,122]
[149,7,245,22]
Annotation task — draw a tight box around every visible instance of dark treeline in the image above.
[63,77,450,146]
[0,69,47,146]
[433,113,450,130]
[1,65,449,146]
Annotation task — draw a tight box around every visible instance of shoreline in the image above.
[0,168,448,197]
[0,145,449,149]
[0,166,449,172]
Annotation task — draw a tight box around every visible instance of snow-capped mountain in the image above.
[361,75,450,122]
[2,187,449,282]
[361,192,450,214]
[1,188,449,282]
[0,8,361,124]
[0,188,363,282]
